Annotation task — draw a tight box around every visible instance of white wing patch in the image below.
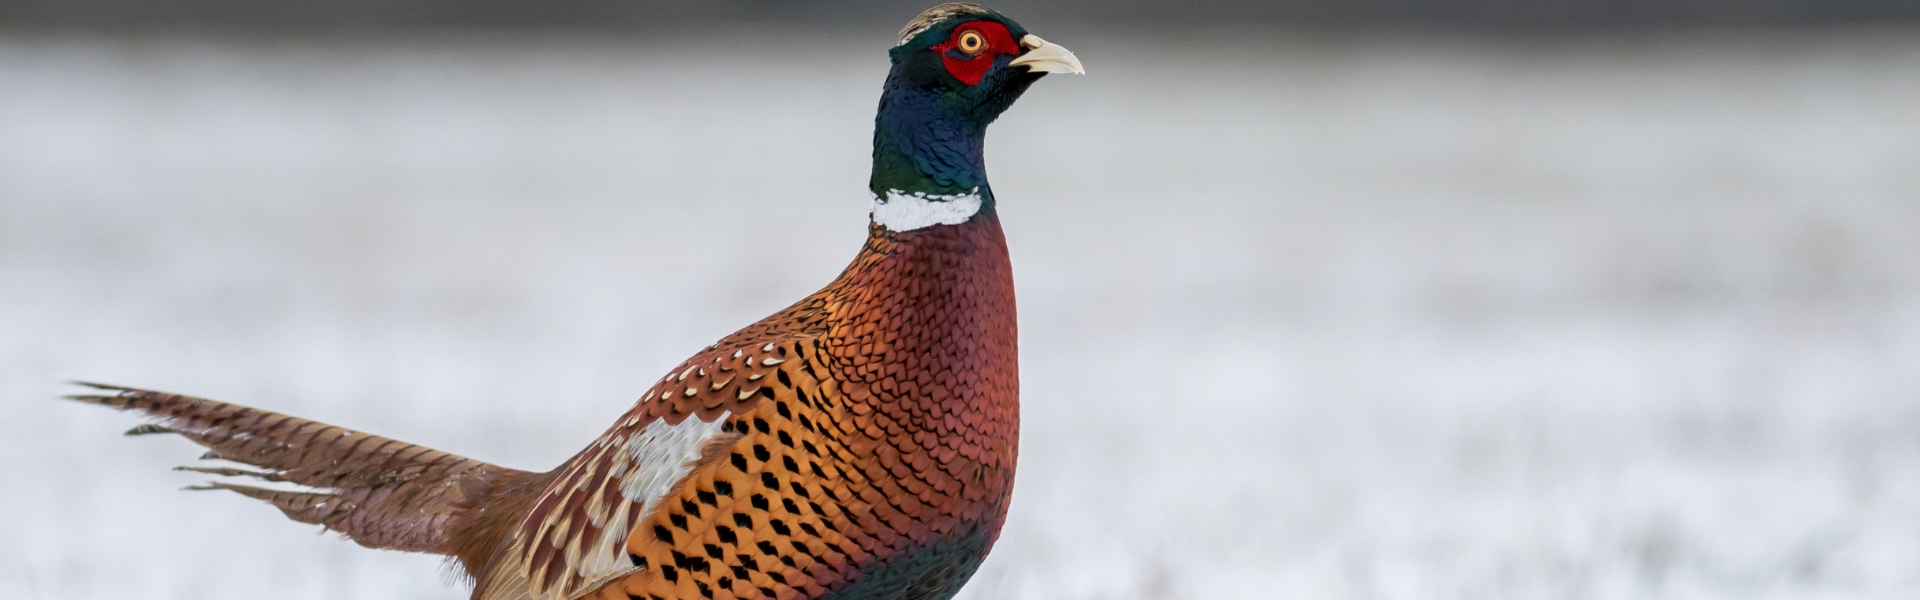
[623,414,729,512]
[573,412,731,592]
[483,411,733,600]
[870,188,983,232]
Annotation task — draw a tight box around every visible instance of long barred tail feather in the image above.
[65,382,544,575]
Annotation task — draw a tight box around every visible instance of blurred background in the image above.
[5,1,1920,599]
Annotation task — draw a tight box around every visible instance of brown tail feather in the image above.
[66,382,548,578]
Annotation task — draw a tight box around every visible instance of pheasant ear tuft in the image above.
[897,3,998,46]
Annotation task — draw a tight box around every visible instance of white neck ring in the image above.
[870,188,984,232]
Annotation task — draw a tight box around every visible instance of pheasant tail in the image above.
[65,382,551,576]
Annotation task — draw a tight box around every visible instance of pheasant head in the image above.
[870,3,1083,231]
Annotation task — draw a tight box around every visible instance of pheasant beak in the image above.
[1008,35,1085,75]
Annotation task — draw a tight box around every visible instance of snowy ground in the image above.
[4,27,1920,600]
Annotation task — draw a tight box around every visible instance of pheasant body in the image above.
[489,216,1020,600]
[69,4,1080,600]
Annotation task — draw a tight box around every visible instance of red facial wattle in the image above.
[933,22,1018,86]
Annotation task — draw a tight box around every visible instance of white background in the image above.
[4,27,1920,599]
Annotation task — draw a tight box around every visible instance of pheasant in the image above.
[67,4,1080,600]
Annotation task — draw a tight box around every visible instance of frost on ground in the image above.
[3,28,1919,600]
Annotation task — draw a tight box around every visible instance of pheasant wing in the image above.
[475,338,819,600]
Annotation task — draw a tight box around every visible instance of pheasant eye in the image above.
[957,30,986,55]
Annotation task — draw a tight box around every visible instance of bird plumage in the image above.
[66,383,553,575]
[68,4,1077,600]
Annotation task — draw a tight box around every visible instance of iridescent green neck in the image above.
[868,72,995,209]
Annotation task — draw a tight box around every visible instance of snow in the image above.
[4,27,1919,600]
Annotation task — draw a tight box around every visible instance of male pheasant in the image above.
[67,4,1081,600]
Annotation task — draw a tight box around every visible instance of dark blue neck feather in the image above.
[869,75,994,208]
